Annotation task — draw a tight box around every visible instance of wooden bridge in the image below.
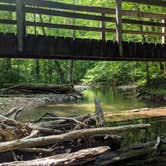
[0,0,166,61]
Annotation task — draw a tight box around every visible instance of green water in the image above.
[20,86,158,121]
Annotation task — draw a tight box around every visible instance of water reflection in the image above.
[20,86,164,122]
[83,86,149,112]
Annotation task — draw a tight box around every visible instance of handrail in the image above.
[0,0,16,4]
[123,0,166,7]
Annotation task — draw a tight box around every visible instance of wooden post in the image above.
[162,19,166,44]
[162,18,166,72]
[116,0,123,56]
[16,0,26,52]
[101,12,106,41]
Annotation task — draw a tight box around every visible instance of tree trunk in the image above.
[54,61,65,84]
[35,60,40,81]
[67,60,74,84]
[1,146,110,166]
[3,83,74,94]
[0,124,150,153]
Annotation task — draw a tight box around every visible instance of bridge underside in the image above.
[0,33,166,61]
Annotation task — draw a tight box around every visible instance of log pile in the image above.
[0,106,165,165]
[1,83,75,94]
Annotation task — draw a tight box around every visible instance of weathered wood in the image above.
[0,114,31,141]
[25,7,166,28]
[16,0,25,52]
[0,4,16,12]
[24,0,166,15]
[89,137,166,165]
[0,124,150,153]
[1,146,110,166]
[116,0,123,57]
[162,18,166,44]
[3,83,74,94]
[4,107,23,120]
[26,21,166,37]
[101,12,106,41]
[0,33,165,61]
[124,0,166,7]
[0,0,16,4]
[0,19,16,25]
[25,7,115,23]
[94,98,105,127]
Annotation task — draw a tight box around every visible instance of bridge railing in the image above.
[0,0,166,54]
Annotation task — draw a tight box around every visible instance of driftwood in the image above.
[94,97,105,127]
[0,101,160,166]
[2,83,74,94]
[1,146,110,166]
[89,137,166,166]
[0,114,31,141]
[2,137,166,166]
[0,124,150,153]
[4,107,23,120]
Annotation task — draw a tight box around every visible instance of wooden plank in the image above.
[26,7,166,27]
[123,18,166,27]
[0,4,16,11]
[122,10,166,20]
[123,0,166,7]
[0,0,16,4]
[26,21,166,37]
[123,29,166,36]
[162,18,166,43]
[0,19,16,24]
[0,33,165,61]
[16,0,25,52]
[116,0,123,57]
[23,0,166,19]
[25,7,115,23]
[101,12,106,40]
[24,0,111,14]
[26,21,111,32]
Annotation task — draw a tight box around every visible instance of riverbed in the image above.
[1,86,166,165]
[19,86,165,121]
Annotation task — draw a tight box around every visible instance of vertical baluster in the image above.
[162,18,166,44]
[116,0,123,57]
[162,19,166,61]
[101,12,106,41]
[16,0,26,52]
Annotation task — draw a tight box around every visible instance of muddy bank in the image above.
[0,93,83,113]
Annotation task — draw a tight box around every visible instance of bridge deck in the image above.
[1,33,165,61]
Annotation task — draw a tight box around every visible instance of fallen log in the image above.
[0,124,150,153]
[4,107,23,120]
[2,83,75,94]
[0,146,110,166]
[89,137,166,166]
[0,114,31,141]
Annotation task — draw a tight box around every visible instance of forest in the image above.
[0,0,166,166]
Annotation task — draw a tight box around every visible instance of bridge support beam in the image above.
[16,0,26,52]
[116,0,123,57]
